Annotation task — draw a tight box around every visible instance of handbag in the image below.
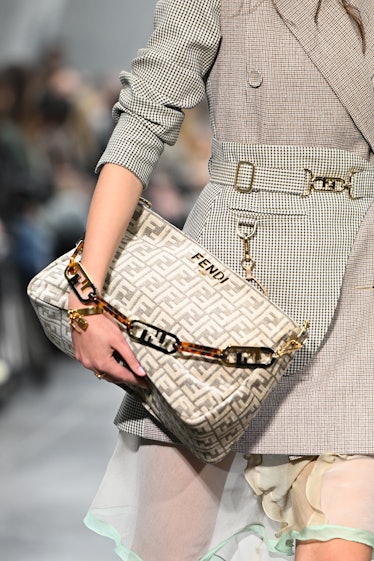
[27,199,309,463]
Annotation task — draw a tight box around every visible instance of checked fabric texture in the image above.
[27,201,304,463]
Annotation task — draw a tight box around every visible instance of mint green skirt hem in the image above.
[84,512,142,561]
[84,511,292,560]
[85,511,374,561]
[199,524,294,560]
[283,524,374,553]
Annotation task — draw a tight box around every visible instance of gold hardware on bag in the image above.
[29,196,314,464]
[303,168,358,199]
[221,346,275,367]
[234,161,256,193]
[140,197,152,208]
[274,321,310,357]
[65,252,308,368]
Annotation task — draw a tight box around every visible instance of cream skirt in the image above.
[84,432,374,561]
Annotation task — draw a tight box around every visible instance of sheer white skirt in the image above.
[84,432,374,561]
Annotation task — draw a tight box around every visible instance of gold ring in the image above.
[93,370,104,379]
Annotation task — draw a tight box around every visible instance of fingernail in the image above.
[138,366,147,377]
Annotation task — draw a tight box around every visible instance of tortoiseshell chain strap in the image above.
[65,241,309,369]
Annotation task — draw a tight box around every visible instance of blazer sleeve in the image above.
[96,0,221,186]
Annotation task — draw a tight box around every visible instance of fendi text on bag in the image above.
[27,199,308,463]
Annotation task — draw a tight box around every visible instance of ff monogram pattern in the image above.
[27,201,305,462]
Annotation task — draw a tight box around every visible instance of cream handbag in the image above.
[27,199,308,463]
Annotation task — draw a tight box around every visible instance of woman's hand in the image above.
[70,311,149,389]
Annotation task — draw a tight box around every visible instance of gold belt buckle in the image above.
[303,168,358,199]
[234,161,256,193]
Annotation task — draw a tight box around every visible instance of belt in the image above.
[209,159,374,199]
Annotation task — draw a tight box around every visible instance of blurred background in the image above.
[0,1,211,560]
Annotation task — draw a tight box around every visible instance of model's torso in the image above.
[207,0,373,162]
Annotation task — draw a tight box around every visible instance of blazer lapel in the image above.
[275,0,374,152]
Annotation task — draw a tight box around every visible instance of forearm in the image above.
[79,163,143,293]
[67,163,147,385]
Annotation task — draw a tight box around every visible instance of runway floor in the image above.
[0,353,122,561]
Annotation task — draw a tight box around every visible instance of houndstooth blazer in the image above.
[99,0,374,454]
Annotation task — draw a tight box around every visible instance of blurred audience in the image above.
[0,44,211,401]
